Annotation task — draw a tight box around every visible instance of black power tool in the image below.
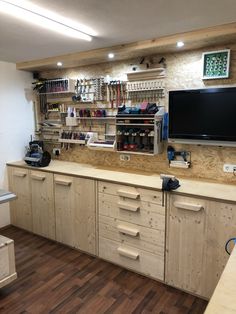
[24,141,51,167]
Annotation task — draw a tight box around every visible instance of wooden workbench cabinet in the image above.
[8,167,55,238]
[8,166,96,255]
[98,181,165,281]
[7,161,236,299]
[165,193,236,299]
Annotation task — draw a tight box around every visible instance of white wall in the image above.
[0,61,34,227]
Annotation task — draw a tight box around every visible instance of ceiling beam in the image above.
[16,22,236,72]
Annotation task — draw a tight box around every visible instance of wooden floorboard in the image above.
[0,226,208,314]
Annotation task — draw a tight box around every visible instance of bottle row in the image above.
[116,127,155,152]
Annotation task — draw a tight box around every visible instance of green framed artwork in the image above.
[202,49,230,79]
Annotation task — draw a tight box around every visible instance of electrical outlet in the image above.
[223,164,236,173]
[53,148,61,156]
[120,154,130,161]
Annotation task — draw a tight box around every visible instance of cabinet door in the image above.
[202,200,236,298]
[8,167,32,231]
[30,170,55,240]
[54,175,96,254]
[165,194,207,297]
[73,178,96,255]
[54,175,75,247]
[166,194,236,299]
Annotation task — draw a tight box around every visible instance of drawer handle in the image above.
[31,174,46,181]
[118,201,140,212]
[117,247,139,260]
[55,179,72,186]
[117,224,139,237]
[174,201,204,212]
[13,171,27,177]
[117,189,140,199]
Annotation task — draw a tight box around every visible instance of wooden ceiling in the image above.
[16,22,236,72]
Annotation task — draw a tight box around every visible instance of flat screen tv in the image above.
[168,87,236,147]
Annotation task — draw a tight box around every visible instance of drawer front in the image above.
[99,237,164,281]
[98,181,162,205]
[99,193,165,230]
[99,215,164,255]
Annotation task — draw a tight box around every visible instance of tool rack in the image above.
[34,68,167,155]
[115,108,164,155]
[38,78,75,94]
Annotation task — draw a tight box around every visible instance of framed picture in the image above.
[202,49,230,79]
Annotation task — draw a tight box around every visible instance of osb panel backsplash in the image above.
[41,43,236,184]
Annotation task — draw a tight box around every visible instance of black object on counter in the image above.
[24,141,51,167]
[162,177,180,191]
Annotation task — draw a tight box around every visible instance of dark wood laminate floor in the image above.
[0,226,208,314]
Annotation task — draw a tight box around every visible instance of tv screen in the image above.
[168,87,236,146]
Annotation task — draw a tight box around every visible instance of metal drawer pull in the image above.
[13,172,27,177]
[118,201,140,212]
[54,179,72,186]
[31,174,46,181]
[117,247,139,260]
[117,224,139,237]
[117,189,140,199]
[174,201,204,212]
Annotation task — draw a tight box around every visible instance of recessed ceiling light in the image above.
[0,0,95,41]
[108,53,115,59]
[177,41,184,48]
[57,62,63,67]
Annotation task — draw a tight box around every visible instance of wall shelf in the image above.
[116,123,154,126]
[58,139,86,145]
[117,150,154,156]
[38,78,75,95]
[115,109,164,155]
[126,68,166,81]
[77,117,116,120]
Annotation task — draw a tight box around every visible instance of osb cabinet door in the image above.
[54,175,75,247]
[165,194,207,297]
[30,170,55,240]
[8,166,32,231]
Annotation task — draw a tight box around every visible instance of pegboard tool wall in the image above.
[39,43,236,184]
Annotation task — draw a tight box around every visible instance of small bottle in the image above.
[67,107,71,117]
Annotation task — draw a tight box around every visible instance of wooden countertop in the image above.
[172,179,236,203]
[7,160,163,191]
[204,245,236,314]
[6,160,236,202]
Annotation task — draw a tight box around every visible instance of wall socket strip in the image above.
[120,154,130,161]
[53,148,61,156]
[223,164,236,173]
